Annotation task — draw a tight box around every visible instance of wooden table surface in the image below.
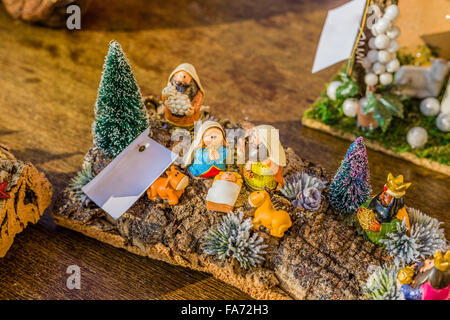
[0,0,448,299]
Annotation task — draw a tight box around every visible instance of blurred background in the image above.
[0,0,448,299]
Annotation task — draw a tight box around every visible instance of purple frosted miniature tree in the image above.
[328,137,371,215]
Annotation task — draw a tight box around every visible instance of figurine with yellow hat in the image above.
[357,173,411,246]
[397,250,450,300]
[162,63,205,128]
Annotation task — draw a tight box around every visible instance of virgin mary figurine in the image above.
[182,121,228,177]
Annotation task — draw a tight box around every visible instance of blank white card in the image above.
[312,0,367,73]
[82,128,177,220]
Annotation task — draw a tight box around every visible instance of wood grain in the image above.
[0,0,448,299]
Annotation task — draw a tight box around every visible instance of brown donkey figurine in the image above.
[248,189,292,238]
[147,166,189,205]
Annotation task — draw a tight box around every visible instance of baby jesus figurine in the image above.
[182,121,228,178]
[206,171,243,213]
[239,125,286,191]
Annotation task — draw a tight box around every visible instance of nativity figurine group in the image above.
[147,63,291,238]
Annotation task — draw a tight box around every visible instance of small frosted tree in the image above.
[93,41,148,158]
[328,137,371,215]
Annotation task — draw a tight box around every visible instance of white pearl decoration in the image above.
[343,98,359,117]
[384,5,400,21]
[379,72,393,85]
[373,62,386,75]
[375,34,390,49]
[365,73,378,86]
[420,98,440,117]
[367,50,379,63]
[363,5,400,91]
[326,81,342,101]
[371,26,379,37]
[407,127,428,149]
[386,59,400,73]
[387,39,399,53]
[436,113,450,132]
[378,50,391,64]
[386,27,400,39]
[374,17,391,34]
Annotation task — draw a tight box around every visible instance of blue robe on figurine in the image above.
[188,145,227,177]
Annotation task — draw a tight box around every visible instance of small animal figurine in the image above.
[240,125,286,191]
[248,189,292,238]
[162,63,205,128]
[394,58,450,98]
[147,165,189,205]
[182,121,228,178]
[206,171,242,213]
[357,173,411,246]
[398,250,450,300]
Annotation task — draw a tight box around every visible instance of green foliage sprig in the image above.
[202,212,267,269]
[363,92,404,132]
[380,208,447,265]
[364,264,404,300]
[335,73,359,100]
[68,163,95,206]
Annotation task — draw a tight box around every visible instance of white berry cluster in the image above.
[162,84,194,116]
[364,4,401,87]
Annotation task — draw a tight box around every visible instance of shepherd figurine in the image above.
[162,63,205,128]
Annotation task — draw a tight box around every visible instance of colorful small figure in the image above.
[162,63,205,128]
[240,125,286,191]
[206,171,242,213]
[147,165,189,205]
[183,121,228,178]
[249,189,292,238]
[397,265,423,300]
[357,173,411,246]
[399,250,450,300]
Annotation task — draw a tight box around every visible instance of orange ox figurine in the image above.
[248,190,292,238]
[147,166,189,205]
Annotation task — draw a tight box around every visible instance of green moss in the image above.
[304,92,450,166]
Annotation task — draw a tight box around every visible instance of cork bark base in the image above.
[302,116,450,177]
[52,115,391,300]
[53,214,290,300]
[0,144,53,257]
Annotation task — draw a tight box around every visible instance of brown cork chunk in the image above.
[0,146,53,257]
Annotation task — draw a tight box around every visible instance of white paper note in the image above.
[312,0,367,73]
[82,128,177,220]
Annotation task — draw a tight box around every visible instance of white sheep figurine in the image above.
[394,58,449,99]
